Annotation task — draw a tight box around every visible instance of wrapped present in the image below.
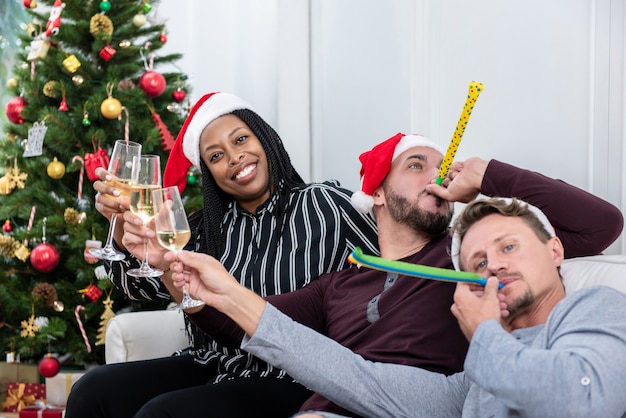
[1,382,45,412]
[44,372,84,407]
[19,401,65,417]
[0,362,40,404]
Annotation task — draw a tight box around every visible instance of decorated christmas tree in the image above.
[0,0,201,366]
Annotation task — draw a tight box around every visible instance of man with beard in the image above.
[167,133,623,417]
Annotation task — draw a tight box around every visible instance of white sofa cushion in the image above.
[562,254,626,295]
[105,308,189,364]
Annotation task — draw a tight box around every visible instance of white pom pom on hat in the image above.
[350,132,444,214]
[450,197,556,270]
[163,92,253,192]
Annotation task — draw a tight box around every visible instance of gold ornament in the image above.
[4,163,27,190]
[20,315,39,338]
[0,235,21,258]
[64,207,81,225]
[4,159,27,190]
[90,14,114,38]
[26,23,38,37]
[63,55,81,73]
[43,80,59,98]
[95,294,116,346]
[132,13,147,27]
[15,242,31,262]
[0,176,13,195]
[118,39,131,49]
[47,157,66,179]
[72,74,84,85]
[6,78,18,89]
[100,96,122,119]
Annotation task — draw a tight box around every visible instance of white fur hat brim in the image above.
[182,92,253,168]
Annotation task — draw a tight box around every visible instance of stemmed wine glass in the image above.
[127,154,162,278]
[90,139,142,261]
[153,186,204,310]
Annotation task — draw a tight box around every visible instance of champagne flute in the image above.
[90,139,142,261]
[127,155,163,278]
[153,186,204,310]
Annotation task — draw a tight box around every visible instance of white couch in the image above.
[105,308,189,363]
[105,254,626,364]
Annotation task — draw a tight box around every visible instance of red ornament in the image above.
[81,284,102,302]
[43,0,65,39]
[138,70,166,98]
[2,220,12,233]
[172,89,186,103]
[58,97,69,111]
[159,32,167,43]
[99,45,117,61]
[39,354,61,378]
[84,145,110,181]
[31,243,60,273]
[152,112,175,151]
[5,96,27,124]
[23,0,37,8]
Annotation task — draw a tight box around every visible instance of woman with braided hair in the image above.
[67,92,379,418]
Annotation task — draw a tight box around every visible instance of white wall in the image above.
[158,0,625,254]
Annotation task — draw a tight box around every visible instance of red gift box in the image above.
[1,382,46,412]
[19,403,65,417]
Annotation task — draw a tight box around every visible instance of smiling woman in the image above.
[68,91,381,418]
[199,113,270,212]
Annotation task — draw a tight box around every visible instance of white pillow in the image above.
[105,309,189,364]
[561,254,626,295]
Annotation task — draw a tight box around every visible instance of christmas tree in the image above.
[0,0,201,365]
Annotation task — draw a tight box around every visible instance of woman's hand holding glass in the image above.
[154,186,204,310]
[91,139,142,261]
[126,154,163,278]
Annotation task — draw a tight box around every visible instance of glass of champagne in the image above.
[127,155,163,278]
[153,186,204,310]
[90,139,142,261]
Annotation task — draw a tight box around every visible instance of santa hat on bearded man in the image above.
[163,92,253,192]
[351,132,444,215]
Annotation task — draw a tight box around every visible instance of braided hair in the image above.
[197,108,306,258]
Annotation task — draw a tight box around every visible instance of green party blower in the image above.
[348,247,503,288]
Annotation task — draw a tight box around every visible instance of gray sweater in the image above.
[242,286,626,418]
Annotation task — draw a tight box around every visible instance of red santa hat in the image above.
[163,92,253,192]
[351,132,445,214]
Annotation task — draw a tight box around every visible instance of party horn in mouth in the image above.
[348,247,503,288]
[435,80,484,185]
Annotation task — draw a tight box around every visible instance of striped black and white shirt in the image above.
[108,180,379,381]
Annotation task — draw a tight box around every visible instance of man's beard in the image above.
[385,187,452,236]
[505,288,534,318]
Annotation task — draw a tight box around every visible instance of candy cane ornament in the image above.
[118,106,129,142]
[27,205,36,232]
[74,305,92,353]
[72,155,84,200]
